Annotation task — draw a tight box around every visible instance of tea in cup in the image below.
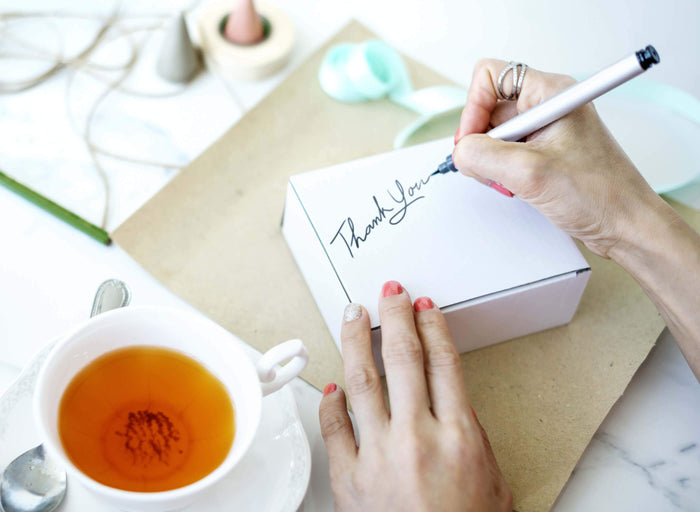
[34,307,308,511]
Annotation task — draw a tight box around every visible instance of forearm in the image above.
[611,196,700,379]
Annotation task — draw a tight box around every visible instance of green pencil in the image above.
[0,169,111,245]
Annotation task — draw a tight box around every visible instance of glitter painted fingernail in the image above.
[343,303,362,322]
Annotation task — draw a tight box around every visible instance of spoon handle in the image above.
[90,279,132,318]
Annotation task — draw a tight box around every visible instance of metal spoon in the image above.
[0,279,132,512]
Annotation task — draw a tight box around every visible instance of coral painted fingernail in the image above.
[343,303,362,322]
[323,383,337,396]
[414,296,434,312]
[488,181,514,197]
[382,280,403,297]
[470,406,479,420]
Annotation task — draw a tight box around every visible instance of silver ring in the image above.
[497,62,528,100]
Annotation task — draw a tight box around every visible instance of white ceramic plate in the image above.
[593,80,700,194]
[0,339,312,512]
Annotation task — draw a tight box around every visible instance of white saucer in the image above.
[0,339,312,512]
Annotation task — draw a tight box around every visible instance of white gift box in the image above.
[282,137,590,372]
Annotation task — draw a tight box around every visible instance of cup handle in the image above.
[256,339,309,396]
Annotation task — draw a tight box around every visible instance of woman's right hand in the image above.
[454,59,700,383]
[452,58,673,259]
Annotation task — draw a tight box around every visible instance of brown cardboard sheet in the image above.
[113,21,698,512]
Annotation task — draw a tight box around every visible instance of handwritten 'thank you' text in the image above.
[329,174,432,258]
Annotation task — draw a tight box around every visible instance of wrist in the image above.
[609,193,690,274]
[607,193,700,376]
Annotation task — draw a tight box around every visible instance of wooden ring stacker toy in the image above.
[197,0,294,80]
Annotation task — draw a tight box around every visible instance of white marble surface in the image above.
[1,0,699,510]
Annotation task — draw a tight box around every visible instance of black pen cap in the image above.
[636,45,660,70]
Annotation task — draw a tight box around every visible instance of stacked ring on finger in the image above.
[497,61,528,100]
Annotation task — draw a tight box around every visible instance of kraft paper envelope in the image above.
[114,21,700,512]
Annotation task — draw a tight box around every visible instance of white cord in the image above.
[0,0,246,229]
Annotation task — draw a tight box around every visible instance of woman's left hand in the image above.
[318,280,512,512]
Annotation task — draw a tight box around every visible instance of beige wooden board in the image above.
[114,21,699,512]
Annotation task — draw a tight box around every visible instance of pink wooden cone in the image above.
[224,0,264,45]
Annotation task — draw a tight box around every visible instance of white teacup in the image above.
[33,306,309,512]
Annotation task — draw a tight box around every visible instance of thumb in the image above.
[453,133,544,197]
